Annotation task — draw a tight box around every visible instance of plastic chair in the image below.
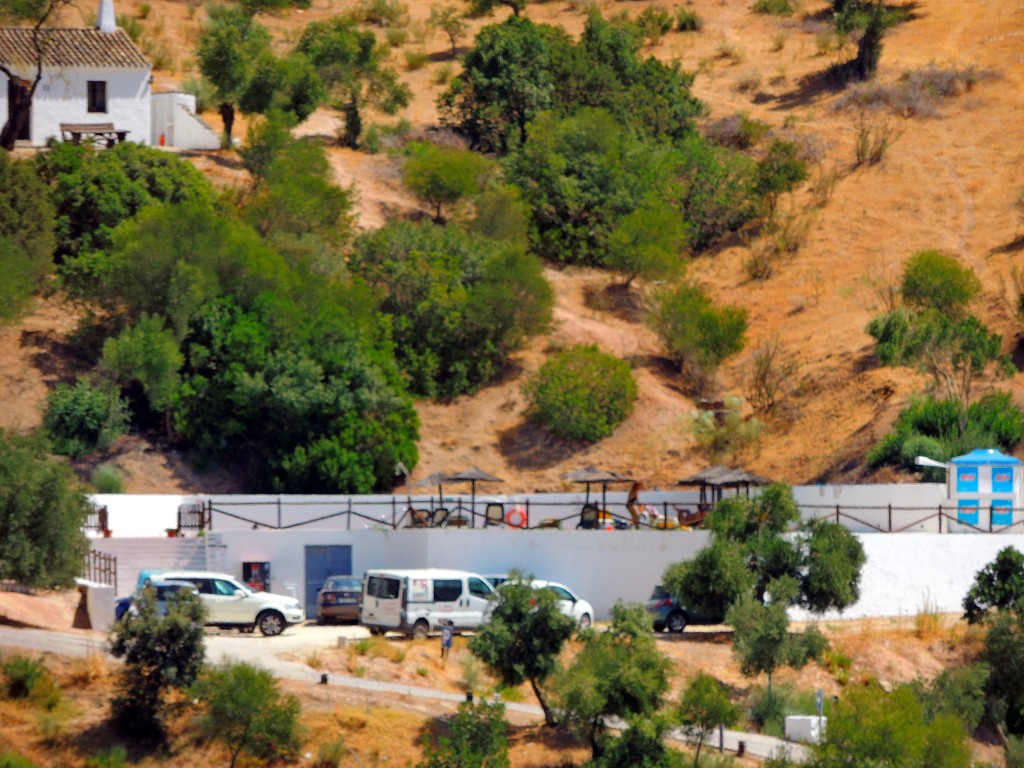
[430,507,450,528]
[484,503,505,527]
[577,504,600,530]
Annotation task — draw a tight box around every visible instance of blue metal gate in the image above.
[304,545,353,618]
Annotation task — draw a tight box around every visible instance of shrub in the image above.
[193,661,302,768]
[354,0,407,26]
[385,24,408,47]
[404,49,430,70]
[853,110,901,166]
[85,746,127,768]
[636,6,673,46]
[746,337,799,415]
[43,379,129,459]
[648,283,748,384]
[0,754,38,768]
[417,700,509,768]
[690,396,763,464]
[705,114,770,149]
[524,345,637,442]
[900,249,980,318]
[676,7,702,30]
[2,656,48,701]
[753,0,794,15]
[0,152,55,325]
[313,739,347,768]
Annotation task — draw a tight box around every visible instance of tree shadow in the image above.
[497,421,588,471]
[69,720,165,764]
[428,47,469,62]
[1012,336,1024,372]
[20,329,93,384]
[583,282,645,323]
[654,629,733,645]
[990,235,1024,255]
[769,66,851,112]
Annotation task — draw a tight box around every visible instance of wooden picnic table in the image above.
[60,123,129,147]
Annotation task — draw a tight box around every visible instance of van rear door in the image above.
[362,574,403,629]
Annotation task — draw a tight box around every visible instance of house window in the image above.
[87,81,107,113]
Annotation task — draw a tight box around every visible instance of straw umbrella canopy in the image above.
[410,472,451,504]
[445,467,504,518]
[677,466,773,504]
[562,466,634,509]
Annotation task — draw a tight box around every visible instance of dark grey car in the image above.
[645,585,719,633]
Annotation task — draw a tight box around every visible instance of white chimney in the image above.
[96,0,116,33]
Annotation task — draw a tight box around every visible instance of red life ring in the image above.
[506,506,527,528]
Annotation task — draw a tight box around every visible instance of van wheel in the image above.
[412,619,430,640]
[257,610,285,637]
[579,614,592,630]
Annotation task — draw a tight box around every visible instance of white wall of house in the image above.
[0,65,151,146]
[151,92,220,150]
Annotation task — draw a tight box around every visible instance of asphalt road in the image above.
[0,623,809,762]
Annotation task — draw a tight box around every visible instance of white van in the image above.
[360,568,496,639]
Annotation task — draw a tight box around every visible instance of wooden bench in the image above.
[60,123,129,147]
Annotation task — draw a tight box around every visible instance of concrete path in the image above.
[0,625,809,761]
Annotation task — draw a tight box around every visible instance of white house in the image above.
[0,0,151,147]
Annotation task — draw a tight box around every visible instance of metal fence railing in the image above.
[84,550,117,587]
[200,496,1024,534]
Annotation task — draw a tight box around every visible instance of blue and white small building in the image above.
[948,448,1021,530]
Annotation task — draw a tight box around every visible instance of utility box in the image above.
[785,716,826,744]
[948,449,1021,530]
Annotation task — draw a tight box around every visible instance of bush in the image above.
[705,113,770,149]
[0,755,38,768]
[676,7,702,31]
[91,464,124,493]
[900,250,980,318]
[524,344,637,442]
[404,49,430,70]
[43,379,129,459]
[1,655,58,707]
[690,396,763,462]
[193,661,302,767]
[753,0,795,15]
[648,283,748,384]
[417,700,509,768]
[0,152,55,325]
[355,0,408,26]
[636,6,673,46]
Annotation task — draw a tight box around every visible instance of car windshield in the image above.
[325,577,361,591]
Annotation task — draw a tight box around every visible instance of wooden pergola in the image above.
[678,465,774,506]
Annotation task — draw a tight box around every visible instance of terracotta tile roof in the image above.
[0,27,149,69]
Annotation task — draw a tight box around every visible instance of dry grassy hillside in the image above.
[2,0,1023,494]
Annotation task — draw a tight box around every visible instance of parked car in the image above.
[489,576,594,629]
[317,575,363,624]
[156,570,305,636]
[645,584,719,633]
[115,579,198,622]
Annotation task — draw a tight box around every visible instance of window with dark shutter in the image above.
[87,81,107,113]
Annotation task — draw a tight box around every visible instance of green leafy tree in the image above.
[964,546,1024,624]
[590,716,680,768]
[0,430,90,588]
[606,203,686,289]
[43,379,128,458]
[755,140,808,224]
[429,4,467,53]
[851,1,884,81]
[198,6,321,147]
[648,282,747,385]
[982,610,1024,736]
[555,602,671,759]
[910,663,990,734]
[900,250,981,319]
[662,537,754,622]
[297,15,411,148]
[192,661,302,768]
[101,313,184,429]
[524,344,637,442]
[726,578,828,693]
[351,220,551,399]
[439,16,560,153]
[38,141,212,260]
[809,684,971,768]
[465,0,527,19]
[469,575,576,726]
[403,142,496,221]
[417,699,510,768]
[468,184,530,250]
[0,151,54,323]
[505,109,676,266]
[109,586,206,738]
[677,672,741,768]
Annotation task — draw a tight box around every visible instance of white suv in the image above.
[155,570,304,636]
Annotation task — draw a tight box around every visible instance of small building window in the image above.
[87,81,107,113]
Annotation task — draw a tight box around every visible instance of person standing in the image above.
[440,619,454,663]
[627,481,643,529]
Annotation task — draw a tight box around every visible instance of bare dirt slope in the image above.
[2,0,1023,493]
